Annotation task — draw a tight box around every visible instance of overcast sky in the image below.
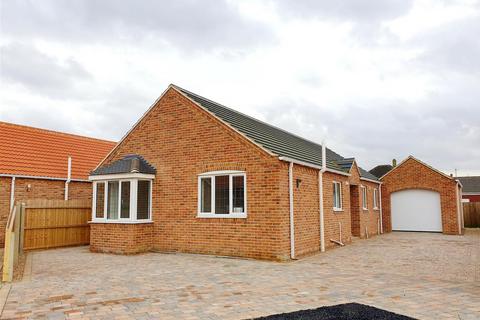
[1,0,479,175]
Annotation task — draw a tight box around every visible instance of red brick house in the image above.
[0,122,116,245]
[380,156,463,235]
[89,84,382,260]
[457,176,480,202]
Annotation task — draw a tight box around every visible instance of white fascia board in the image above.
[0,174,89,182]
[89,173,155,181]
[278,157,351,177]
[360,177,382,184]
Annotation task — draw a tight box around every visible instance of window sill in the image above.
[197,213,247,219]
[373,207,380,211]
[362,208,369,211]
[89,220,153,224]
[333,208,343,212]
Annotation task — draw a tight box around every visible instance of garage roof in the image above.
[0,121,116,181]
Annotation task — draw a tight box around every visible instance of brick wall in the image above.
[91,87,381,260]
[381,157,461,235]
[0,177,91,245]
[98,88,290,260]
[90,223,153,254]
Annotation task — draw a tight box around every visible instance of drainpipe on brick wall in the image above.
[379,185,383,234]
[288,162,295,259]
[10,176,15,212]
[318,141,327,253]
[64,156,72,201]
[456,182,462,235]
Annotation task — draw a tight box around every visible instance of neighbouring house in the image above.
[380,156,463,235]
[0,121,116,245]
[88,84,382,260]
[457,176,480,203]
[369,162,394,179]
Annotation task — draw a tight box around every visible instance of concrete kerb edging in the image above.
[0,283,12,317]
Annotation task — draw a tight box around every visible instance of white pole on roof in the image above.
[318,140,326,252]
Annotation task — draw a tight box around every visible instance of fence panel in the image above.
[463,202,480,228]
[22,199,91,250]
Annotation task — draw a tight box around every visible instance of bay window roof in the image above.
[90,154,156,176]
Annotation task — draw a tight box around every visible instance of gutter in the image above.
[10,177,15,212]
[288,162,295,259]
[318,142,326,253]
[64,156,72,200]
[379,185,383,234]
[278,156,350,177]
[0,174,89,183]
[456,182,463,235]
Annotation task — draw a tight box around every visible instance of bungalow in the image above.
[89,84,382,260]
[0,121,116,245]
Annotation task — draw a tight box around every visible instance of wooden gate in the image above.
[22,199,91,250]
[463,202,480,228]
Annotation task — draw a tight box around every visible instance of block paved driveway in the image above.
[2,230,479,320]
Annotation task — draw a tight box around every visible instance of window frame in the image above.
[373,188,379,210]
[197,171,247,218]
[361,185,368,210]
[91,178,153,223]
[333,181,343,211]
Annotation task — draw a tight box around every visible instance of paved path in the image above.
[2,230,479,319]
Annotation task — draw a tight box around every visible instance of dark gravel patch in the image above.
[251,303,416,320]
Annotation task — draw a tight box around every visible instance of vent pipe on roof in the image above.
[392,158,397,167]
[131,158,140,173]
[64,156,71,201]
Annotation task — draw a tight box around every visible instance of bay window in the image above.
[198,171,246,218]
[92,178,152,222]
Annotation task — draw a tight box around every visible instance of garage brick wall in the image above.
[0,177,92,245]
[380,157,462,235]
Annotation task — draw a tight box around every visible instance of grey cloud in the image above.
[261,91,480,174]
[273,0,413,22]
[1,42,91,98]
[1,0,274,51]
[411,15,480,76]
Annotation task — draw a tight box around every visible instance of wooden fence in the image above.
[463,202,480,228]
[22,199,91,250]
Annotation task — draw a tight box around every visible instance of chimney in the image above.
[392,159,397,167]
[131,158,140,173]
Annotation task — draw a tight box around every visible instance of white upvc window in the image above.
[333,181,343,211]
[361,185,368,210]
[373,188,379,210]
[198,171,247,218]
[92,178,153,223]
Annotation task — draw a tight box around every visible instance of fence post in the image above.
[13,203,21,266]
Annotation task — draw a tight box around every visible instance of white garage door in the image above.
[391,189,442,232]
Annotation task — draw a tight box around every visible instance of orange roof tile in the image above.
[0,121,116,180]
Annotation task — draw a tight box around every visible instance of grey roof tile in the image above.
[175,85,379,181]
[369,165,393,179]
[457,176,480,193]
[91,154,156,176]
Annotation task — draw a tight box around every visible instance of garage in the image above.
[380,156,463,235]
[391,189,442,232]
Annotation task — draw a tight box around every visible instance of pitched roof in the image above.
[174,85,378,180]
[457,176,480,193]
[0,121,116,180]
[334,158,380,182]
[369,165,393,179]
[91,155,156,176]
